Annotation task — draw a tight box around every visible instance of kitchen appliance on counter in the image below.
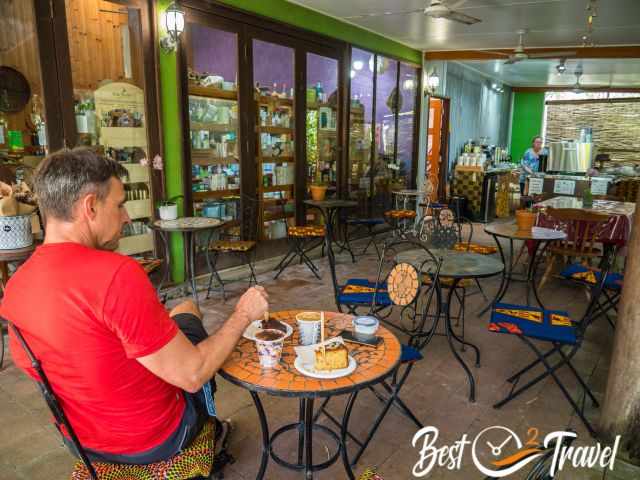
[547,141,596,173]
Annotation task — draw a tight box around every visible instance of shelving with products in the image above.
[250,38,298,240]
[91,82,155,257]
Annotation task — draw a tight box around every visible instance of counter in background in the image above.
[453,166,515,222]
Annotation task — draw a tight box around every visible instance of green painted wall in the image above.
[158,0,185,282]
[156,1,421,281]
[216,0,422,64]
[510,92,545,163]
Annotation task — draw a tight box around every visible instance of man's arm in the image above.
[137,286,268,393]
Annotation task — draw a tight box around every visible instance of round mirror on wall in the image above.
[0,66,31,113]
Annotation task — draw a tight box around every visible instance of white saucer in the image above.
[243,320,293,341]
[293,355,357,379]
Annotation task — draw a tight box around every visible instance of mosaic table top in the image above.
[219,310,402,398]
[151,217,224,232]
[484,223,567,241]
[397,249,504,279]
[303,200,358,210]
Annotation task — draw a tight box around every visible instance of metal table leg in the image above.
[303,398,314,479]
[186,231,199,306]
[251,392,270,480]
[156,230,172,300]
[445,278,478,402]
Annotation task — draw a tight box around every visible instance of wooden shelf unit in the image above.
[192,188,241,200]
[188,84,238,100]
[191,150,239,166]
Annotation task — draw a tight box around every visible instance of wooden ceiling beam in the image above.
[424,46,640,61]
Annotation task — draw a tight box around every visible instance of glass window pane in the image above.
[348,48,374,206]
[397,63,418,188]
[374,56,399,208]
[306,52,338,197]
[186,24,240,224]
[0,1,48,159]
[253,39,295,240]
[65,0,153,255]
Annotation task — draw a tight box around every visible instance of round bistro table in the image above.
[396,249,504,402]
[304,199,358,262]
[483,223,567,313]
[219,310,401,479]
[150,217,225,306]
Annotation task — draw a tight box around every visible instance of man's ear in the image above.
[79,193,99,221]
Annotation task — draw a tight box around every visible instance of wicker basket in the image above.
[0,215,33,250]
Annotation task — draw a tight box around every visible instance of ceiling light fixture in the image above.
[353,60,364,71]
[350,69,356,79]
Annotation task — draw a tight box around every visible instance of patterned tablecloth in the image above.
[220,310,401,397]
[535,196,635,244]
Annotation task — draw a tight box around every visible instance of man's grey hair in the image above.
[33,148,129,221]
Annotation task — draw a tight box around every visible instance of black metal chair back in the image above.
[420,207,473,250]
[8,322,98,479]
[370,238,443,350]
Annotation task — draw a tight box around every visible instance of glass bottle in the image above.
[0,111,7,148]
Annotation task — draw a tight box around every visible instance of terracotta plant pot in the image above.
[310,185,328,201]
[515,209,537,232]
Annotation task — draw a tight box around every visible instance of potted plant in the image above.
[309,169,328,201]
[157,195,183,221]
[515,205,537,232]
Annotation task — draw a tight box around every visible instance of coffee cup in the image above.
[353,315,379,336]
[295,311,322,346]
[254,329,285,368]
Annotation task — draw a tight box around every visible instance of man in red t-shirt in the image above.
[0,148,268,464]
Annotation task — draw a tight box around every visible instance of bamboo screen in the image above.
[545,99,640,166]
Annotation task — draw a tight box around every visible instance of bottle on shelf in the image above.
[271,83,279,97]
[0,111,7,149]
[315,82,323,103]
[281,83,287,99]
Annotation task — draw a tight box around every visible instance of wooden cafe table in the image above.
[219,310,401,479]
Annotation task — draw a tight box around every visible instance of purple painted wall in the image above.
[253,39,294,92]
[307,52,337,96]
[191,24,237,83]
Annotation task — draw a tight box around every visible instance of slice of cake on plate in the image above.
[314,341,349,371]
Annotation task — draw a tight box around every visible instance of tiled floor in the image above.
[0,227,637,479]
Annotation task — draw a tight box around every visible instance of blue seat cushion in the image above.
[401,344,423,362]
[347,218,385,226]
[489,302,577,345]
[337,278,392,306]
[559,263,623,290]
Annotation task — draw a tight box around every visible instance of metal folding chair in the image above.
[489,249,615,437]
[316,239,443,466]
[7,321,232,480]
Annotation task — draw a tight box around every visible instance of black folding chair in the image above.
[315,238,442,466]
[6,321,231,480]
[489,249,615,437]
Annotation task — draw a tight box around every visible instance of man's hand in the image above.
[234,286,269,326]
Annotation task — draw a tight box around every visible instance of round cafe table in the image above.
[483,223,566,313]
[396,249,504,402]
[219,310,401,479]
[150,217,225,306]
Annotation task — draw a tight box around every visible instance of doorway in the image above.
[426,96,450,201]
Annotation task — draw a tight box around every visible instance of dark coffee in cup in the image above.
[255,329,285,342]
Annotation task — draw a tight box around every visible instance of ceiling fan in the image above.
[344,1,482,26]
[491,30,577,64]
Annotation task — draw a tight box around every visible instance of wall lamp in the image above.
[160,2,185,53]
[427,70,440,92]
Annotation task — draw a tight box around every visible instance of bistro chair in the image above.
[206,195,259,300]
[273,224,325,280]
[383,209,416,238]
[488,249,614,437]
[419,207,487,344]
[557,262,623,329]
[326,230,392,316]
[315,238,443,466]
[7,321,233,480]
[538,208,609,290]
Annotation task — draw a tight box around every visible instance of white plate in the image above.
[243,320,293,341]
[294,355,357,379]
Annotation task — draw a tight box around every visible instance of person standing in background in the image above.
[519,135,543,195]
